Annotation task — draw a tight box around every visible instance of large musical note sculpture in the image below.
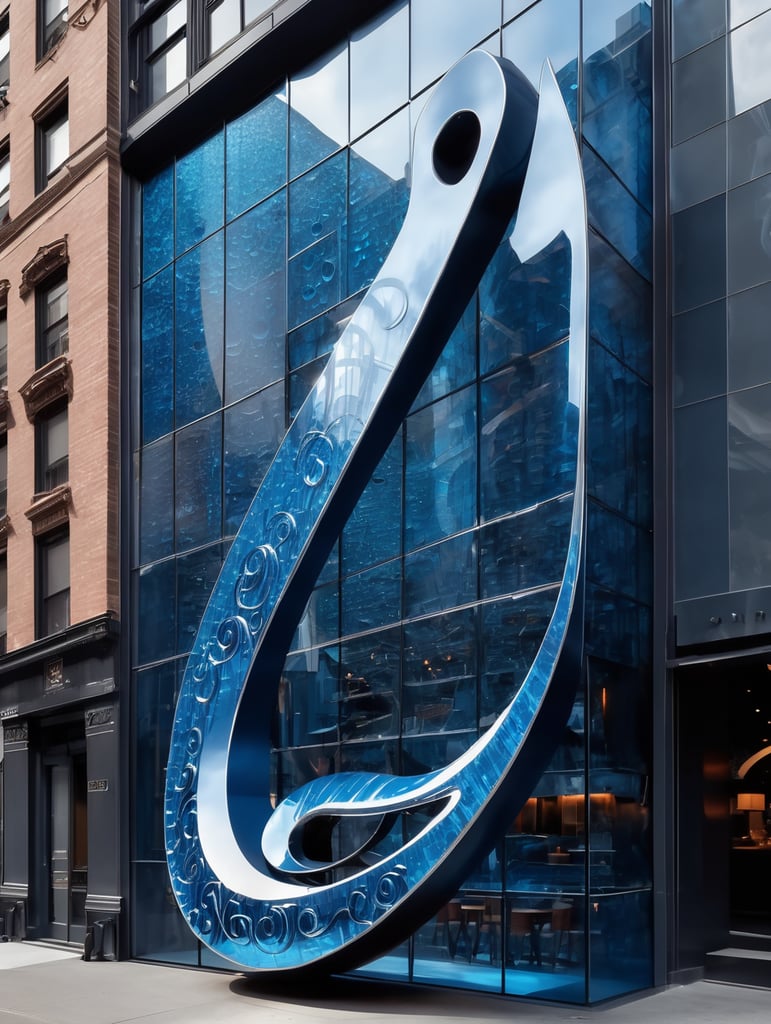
[165,49,588,975]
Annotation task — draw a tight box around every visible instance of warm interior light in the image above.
[737,792,765,811]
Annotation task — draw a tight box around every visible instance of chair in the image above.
[508,909,533,966]
[547,901,573,966]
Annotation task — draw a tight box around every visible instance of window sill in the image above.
[18,355,72,422]
[24,484,71,536]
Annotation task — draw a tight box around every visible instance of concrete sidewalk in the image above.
[0,943,768,1024]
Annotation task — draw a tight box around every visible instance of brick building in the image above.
[0,0,123,953]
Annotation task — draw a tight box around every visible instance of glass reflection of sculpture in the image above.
[165,50,588,975]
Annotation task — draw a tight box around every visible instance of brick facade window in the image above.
[37,528,69,638]
[39,0,68,59]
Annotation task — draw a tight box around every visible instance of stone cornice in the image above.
[18,356,72,421]
[19,238,68,299]
[24,484,72,536]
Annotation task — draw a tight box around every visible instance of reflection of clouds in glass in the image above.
[289,44,348,148]
[729,0,771,29]
[350,2,409,140]
[729,10,771,116]
[503,0,579,87]
[583,0,651,56]
[352,110,409,183]
[411,0,500,95]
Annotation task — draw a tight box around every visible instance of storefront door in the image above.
[46,751,87,944]
[676,657,771,986]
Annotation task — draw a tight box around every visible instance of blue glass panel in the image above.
[341,559,402,637]
[132,861,198,964]
[133,663,177,859]
[480,592,558,729]
[226,89,287,222]
[412,298,476,412]
[402,732,475,775]
[480,235,570,377]
[674,397,729,601]
[411,0,500,95]
[588,660,651,887]
[480,496,573,599]
[139,436,174,566]
[503,0,580,125]
[142,165,174,279]
[288,227,346,330]
[672,194,726,314]
[405,385,477,551]
[729,383,771,590]
[289,355,326,420]
[288,294,360,372]
[276,742,340,800]
[289,152,347,259]
[673,299,726,406]
[282,645,340,748]
[587,342,652,528]
[402,610,476,738]
[348,110,410,295]
[587,503,652,604]
[177,543,224,655]
[338,632,401,742]
[727,170,771,294]
[583,148,652,281]
[589,233,652,382]
[175,131,224,255]
[585,589,650,681]
[404,533,476,620]
[350,2,409,139]
[225,191,287,403]
[480,342,575,520]
[583,1,652,212]
[141,267,174,444]
[224,384,285,535]
[174,413,222,552]
[174,234,224,428]
[136,560,176,665]
[289,43,348,179]
[292,580,339,651]
[340,738,399,774]
[588,890,653,1002]
[342,431,402,575]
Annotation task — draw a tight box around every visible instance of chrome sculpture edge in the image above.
[164,51,588,974]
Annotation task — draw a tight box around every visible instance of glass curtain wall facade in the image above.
[130,0,653,1004]
[672,0,771,628]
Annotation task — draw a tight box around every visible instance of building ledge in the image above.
[18,356,72,421]
[19,238,68,299]
[24,484,71,536]
[0,612,119,683]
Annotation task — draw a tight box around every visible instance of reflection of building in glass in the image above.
[13,0,753,1005]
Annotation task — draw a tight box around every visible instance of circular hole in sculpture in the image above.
[433,110,481,185]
